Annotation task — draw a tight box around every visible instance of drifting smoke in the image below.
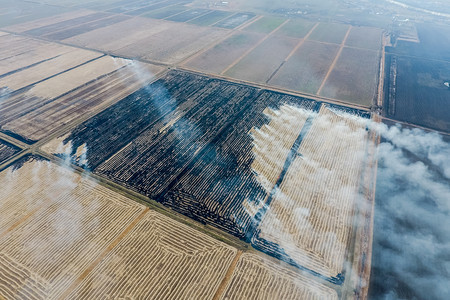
[246,106,449,298]
[369,124,450,300]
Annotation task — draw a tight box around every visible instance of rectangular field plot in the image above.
[243,16,286,34]
[184,31,265,74]
[67,211,237,299]
[0,140,19,164]
[0,56,161,143]
[0,36,74,75]
[143,5,189,19]
[165,8,211,22]
[214,12,256,29]
[45,70,319,239]
[2,62,161,142]
[0,48,102,92]
[319,47,380,107]
[308,22,350,44]
[41,14,130,41]
[22,12,111,37]
[0,157,146,299]
[269,41,340,95]
[62,17,172,51]
[275,19,316,39]
[224,35,299,84]
[2,10,94,33]
[345,26,382,51]
[221,253,338,300]
[161,92,318,238]
[253,105,369,282]
[187,10,233,26]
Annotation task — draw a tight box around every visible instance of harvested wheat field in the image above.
[0,48,102,92]
[0,157,146,299]
[2,61,162,142]
[253,105,370,282]
[0,156,238,299]
[221,253,338,300]
[66,211,237,299]
[0,56,133,141]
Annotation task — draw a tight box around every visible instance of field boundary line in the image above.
[161,5,192,20]
[178,66,371,111]
[208,12,239,27]
[212,250,242,300]
[266,22,319,83]
[220,19,290,75]
[58,207,150,299]
[316,25,352,95]
[376,34,387,107]
[178,15,263,67]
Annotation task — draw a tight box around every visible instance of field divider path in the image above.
[212,250,243,300]
[266,22,320,84]
[178,15,264,67]
[220,19,290,75]
[58,207,150,300]
[247,102,322,242]
[377,34,387,107]
[316,25,352,95]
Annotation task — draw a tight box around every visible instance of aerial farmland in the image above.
[2,0,444,299]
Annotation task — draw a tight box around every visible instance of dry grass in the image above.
[0,48,101,91]
[0,159,146,299]
[67,211,237,299]
[221,253,338,300]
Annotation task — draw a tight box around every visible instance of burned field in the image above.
[45,70,373,286]
[0,140,19,164]
[49,70,320,238]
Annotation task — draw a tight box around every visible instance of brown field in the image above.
[250,104,311,192]
[345,26,383,51]
[308,22,350,44]
[0,158,237,299]
[224,35,299,83]
[25,55,127,99]
[183,31,265,74]
[2,10,94,33]
[63,17,228,64]
[221,253,338,300]
[0,158,146,299]
[256,105,369,278]
[319,47,380,107]
[0,38,75,76]
[269,40,340,95]
[275,19,317,39]
[0,48,102,91]
[0,56,132,138]
[2,62,162,142]
[67,211,237,299]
